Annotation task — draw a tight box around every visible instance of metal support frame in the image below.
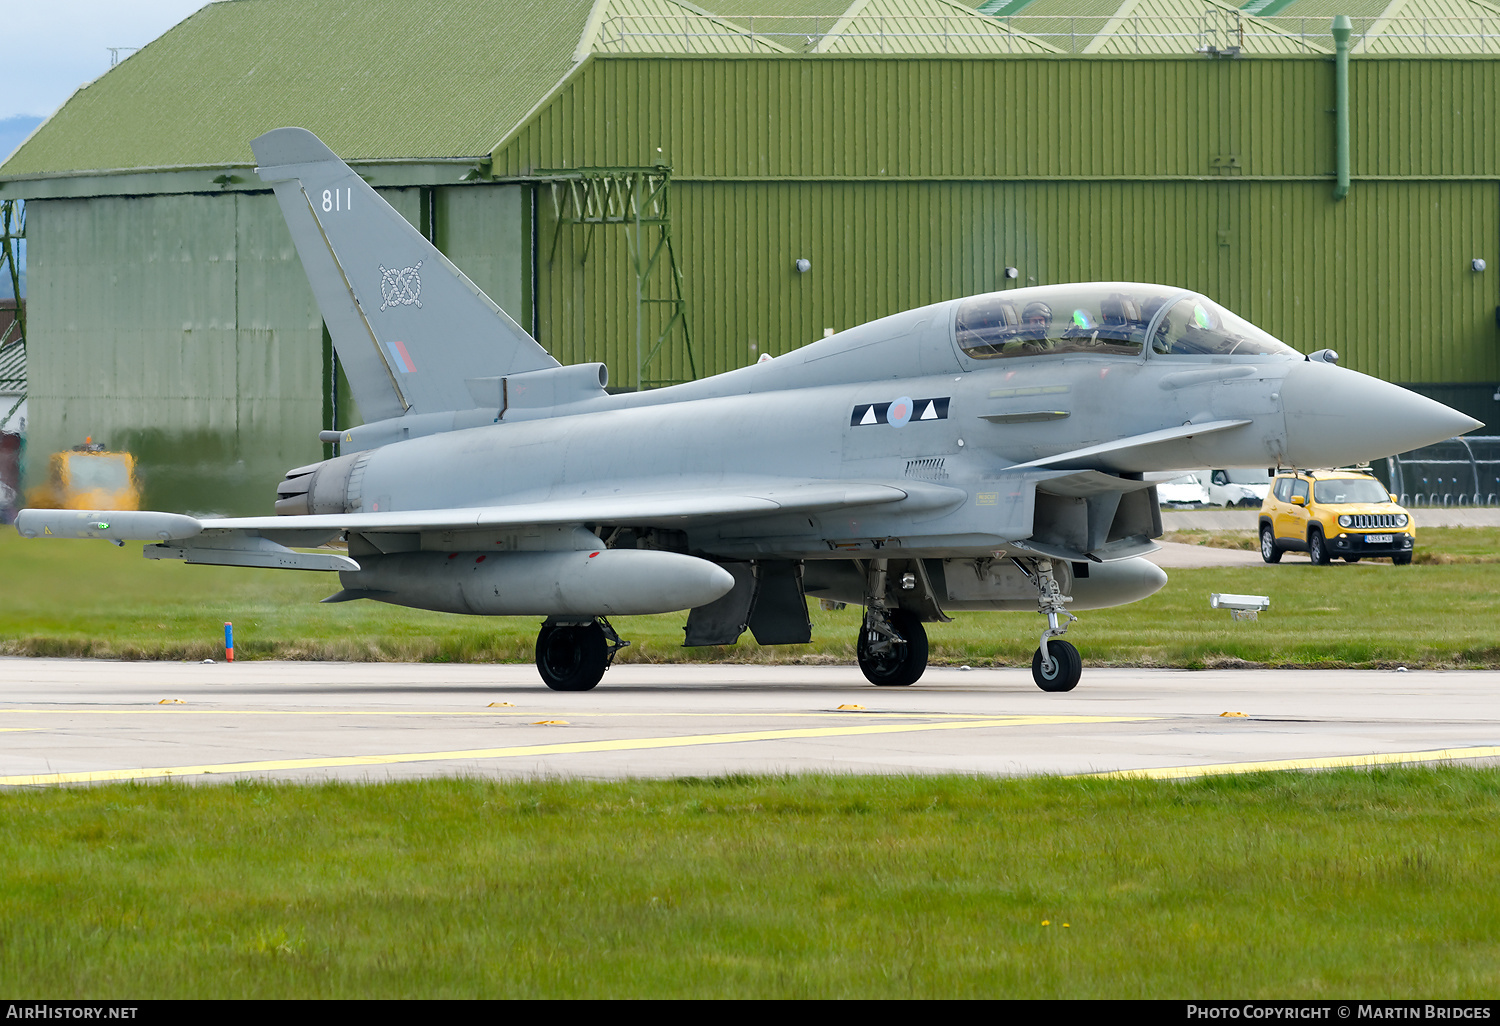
[543,615,632,670]
[0,199,26,433]
[538,166,697,390]
[856,557,903,655]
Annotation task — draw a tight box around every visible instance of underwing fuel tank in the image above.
[805,556,1167,612]
[337,548,736,617]
[939,556,1168,611]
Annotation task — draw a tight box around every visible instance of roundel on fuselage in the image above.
[887,397,913,427]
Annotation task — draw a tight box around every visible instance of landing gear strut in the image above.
[1014,557,1083,692]
[854,558,931,686]
[858,608,928,686]
[535,617,629,692]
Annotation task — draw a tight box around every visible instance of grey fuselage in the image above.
[314,286,1460,566]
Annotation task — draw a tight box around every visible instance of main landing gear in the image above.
[854,558,934,686]
[857,608,929,686]
[1013,557,1083,692]
[535,617,629,691]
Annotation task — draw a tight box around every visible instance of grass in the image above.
[2,528,1498,668]
[1,770,1497,998]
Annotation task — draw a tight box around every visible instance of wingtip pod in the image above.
[16,509,202,542]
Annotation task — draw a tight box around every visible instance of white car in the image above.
[1151,470,1211,508]
[1207,468,1272,508]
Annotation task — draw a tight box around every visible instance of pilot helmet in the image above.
[1021,301,1052,326]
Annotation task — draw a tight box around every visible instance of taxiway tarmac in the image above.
[2,658,1497,786]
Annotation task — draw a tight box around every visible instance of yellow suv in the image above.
[1259,469,1414,565]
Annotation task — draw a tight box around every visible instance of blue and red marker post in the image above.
[224,622,234,663]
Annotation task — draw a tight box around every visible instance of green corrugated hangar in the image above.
[2,0,1496,513]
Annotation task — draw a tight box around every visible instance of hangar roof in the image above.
[980,0,1499,50]
[1,0,597,177]
[1245,0,1500,53]
[3,0,1496,184]
[809,0,1061,54]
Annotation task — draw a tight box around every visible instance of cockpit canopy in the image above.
[955,284,1300,361]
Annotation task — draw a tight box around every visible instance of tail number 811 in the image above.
[322,188,352,212]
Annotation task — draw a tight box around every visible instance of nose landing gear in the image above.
[1014,557,1083,692]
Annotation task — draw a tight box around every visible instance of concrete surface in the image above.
[2,658,1496,786]
[1163,509,1500,531]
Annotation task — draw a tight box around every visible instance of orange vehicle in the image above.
[27,439,140,511]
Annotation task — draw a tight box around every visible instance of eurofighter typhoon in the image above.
[17,129,1481,692]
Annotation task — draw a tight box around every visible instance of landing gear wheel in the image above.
[1260,525,1282,564]
[1309,528,1330,565]
[535,622,608,692]
[1032,640,1082,693]
[857,609,928,686]
[1392,552,1412,565]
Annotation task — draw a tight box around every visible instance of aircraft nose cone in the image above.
[1280,361,1483,467]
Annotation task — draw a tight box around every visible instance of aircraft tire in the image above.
[1309,528,1330,565]
[857,610,928,686]
[1032,640,1082,692]
[1260,525,1282,564]
[535,622,608,692]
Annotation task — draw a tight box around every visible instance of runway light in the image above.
[1210,593,1270,621]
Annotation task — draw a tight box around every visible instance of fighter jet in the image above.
[17,128,1481,693]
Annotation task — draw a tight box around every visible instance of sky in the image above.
[4,1,213,123]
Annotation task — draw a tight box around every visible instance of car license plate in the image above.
[1366,534,1393,544]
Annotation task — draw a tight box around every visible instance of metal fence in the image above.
[1379,436,1500,507]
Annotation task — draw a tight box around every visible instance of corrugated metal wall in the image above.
[26,192,323,513]
[495,56,1427,179]
[26,185,532,512]
[535,178,1497,385]
[516,56,1498,393]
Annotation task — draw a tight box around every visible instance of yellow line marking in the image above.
[1087,745,1500,780]
[0,715,1146,787]
[0,709,1036,720]
[0,728,40,733]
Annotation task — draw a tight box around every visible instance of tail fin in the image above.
[251,127,557,421]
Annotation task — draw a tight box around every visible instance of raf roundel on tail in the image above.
[16,128,1483,694]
